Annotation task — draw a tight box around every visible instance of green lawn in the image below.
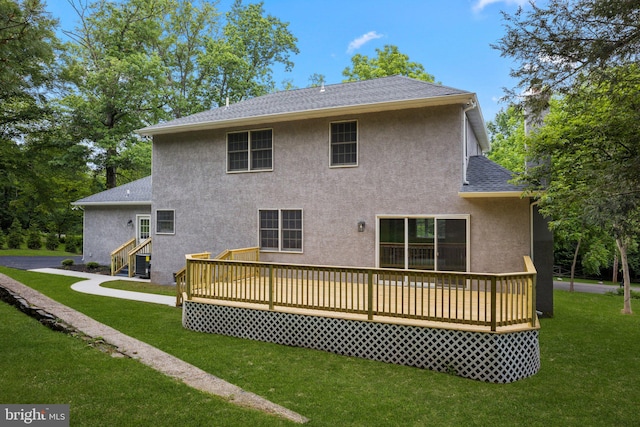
[0,247,78,257]
[100,280,177,296]
[1,267,639,426]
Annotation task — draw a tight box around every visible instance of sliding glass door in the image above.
[379,216,468,272]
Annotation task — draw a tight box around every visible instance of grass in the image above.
[554,276,640,287]
[0,247,78,257]
[0,300,288,426]
[100,280,176,296]
[1,266,639,426]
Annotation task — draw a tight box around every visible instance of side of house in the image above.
[140,76,532,285]
[72,176,152,267]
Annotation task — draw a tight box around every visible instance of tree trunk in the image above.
[616,238,632,315]
[570,237,581,292]
[612,252,618,285]
[106,147,118,189]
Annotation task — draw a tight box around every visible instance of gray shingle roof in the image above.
[73,176,152,206]
[137,76,488,149]
[461,156,525,194]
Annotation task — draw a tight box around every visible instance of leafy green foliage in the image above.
[198,0,299,106]
[0,0,58,136]
[61,0,171,189]
[45,232,59,251]
[63,237,79,254]
[525,66,640,311]
[26,226,41,250]
[486,105,526,173]
[7,219,23,249]
[343,45,435,83]
[61,258,74,267]
[495,0,640,113]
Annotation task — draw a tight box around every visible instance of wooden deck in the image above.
[188,274,537,333]
[177,248,538,333]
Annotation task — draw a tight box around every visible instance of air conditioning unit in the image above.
[135,253,151,278]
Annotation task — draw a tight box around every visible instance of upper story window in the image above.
[227,129,273,172]
[330,120,358,167]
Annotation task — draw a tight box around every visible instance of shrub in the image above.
[45,233,59,251]
[86,262,100,270]
[26,227,42,250]
[7,220,24,249]
[0,231,5,249]
[64,238,77,254]
[608,287,640,300]
[61,259,74,267]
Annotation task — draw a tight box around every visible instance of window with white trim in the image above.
[259,209,302,252]
[330,121,357,166]
[227,129,273,172]
[156,210,175,234]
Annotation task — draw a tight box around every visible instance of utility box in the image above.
[135,253,151,279]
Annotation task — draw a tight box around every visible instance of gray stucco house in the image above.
[75,76,552,314]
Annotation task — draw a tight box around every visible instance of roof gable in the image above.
[73,176,152,206]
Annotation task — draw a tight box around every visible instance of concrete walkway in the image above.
[0,269,308,424]
[31,268,176,306]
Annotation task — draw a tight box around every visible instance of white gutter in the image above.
[71,201,152,207]
[462,100,477,185]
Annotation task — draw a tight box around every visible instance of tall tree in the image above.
[63,0,299,189]
[342,45,435,82]
[198,0,299,106]
[497,0,640,313]
[0,0,59,229]
[61,0,172,189]
[525,68,640,313]
[154,0,220,118]
[495,0,640,113]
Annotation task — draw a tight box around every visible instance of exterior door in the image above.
[378,216,468,272]
[136,215,151,244]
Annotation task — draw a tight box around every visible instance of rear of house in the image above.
[139,76,533,286]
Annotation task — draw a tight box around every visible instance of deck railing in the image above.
[182,253,537,331]
[110,238,136,276]
[175,248,258,306]
[127,238,152,278]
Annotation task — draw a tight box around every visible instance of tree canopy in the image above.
[495,0,640,112]
[486,105,526,174]
[0,0,299,238]
[342,45,435,82]
[497,0,640,313]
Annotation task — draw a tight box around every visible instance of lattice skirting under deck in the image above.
[183,301,540,383]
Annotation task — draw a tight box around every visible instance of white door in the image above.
[136,215,151,244]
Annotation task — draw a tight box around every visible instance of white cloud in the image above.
[472,0,529,13]
[346,31,383,53]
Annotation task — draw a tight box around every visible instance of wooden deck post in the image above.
[186,258,192,301]
[367,270,373,321]
[490,276,497,332]
[268,265,274,310]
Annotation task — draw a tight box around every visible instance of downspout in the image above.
[462,100,477,185]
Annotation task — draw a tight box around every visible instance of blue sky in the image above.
[47,0,531,122]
